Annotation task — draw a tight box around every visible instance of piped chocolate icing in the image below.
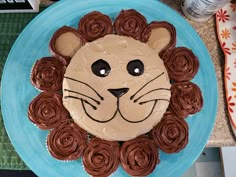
[120,136,159,176]
[151,112,189,153]
[47,121,87,160]
[163,47,199,82]
[170,81,203,118]
[28,92,69,130]
[30,57,65,92]
[82,137,120,177]
[49,26,85,66]
[114,9,148,41]
[78,11,113,42]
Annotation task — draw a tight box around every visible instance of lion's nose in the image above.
[108,88,129,98]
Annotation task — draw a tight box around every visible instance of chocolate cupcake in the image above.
[114,9,148,41]
[28,92,69,130]
[78,11,113,42]
[30,57,65,92]
[47,121,87,161]
[120,136,159,176]
[163,47,199,82]
[151,112,189,153]
[170,81,204,118]
[49,26,85,66]
[82,137,120,177]
[142,21,176,57]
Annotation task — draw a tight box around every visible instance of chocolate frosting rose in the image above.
[114,9,148,41]
[82,137,120,177]
[31,57,65,92]
[49,26,85,66]
[120,136,159,176]
[47,121,87,160]
[28,92,69,130]
[78,11,113,42]
[163,47,199,82]
[170,81,203,118]
[151,112,189,153]
[142,21,176,57]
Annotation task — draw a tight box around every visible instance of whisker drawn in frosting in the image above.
[64,76,104,100]
[64,89,101,105]
[139,99,170,105]
[130,72,165,100]
[64,96,97,110]
[133,88,170,103]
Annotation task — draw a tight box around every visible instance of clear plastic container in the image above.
[181,0,231,22]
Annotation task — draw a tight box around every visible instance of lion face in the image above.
[63,34,171,141]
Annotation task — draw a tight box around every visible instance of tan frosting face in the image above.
[55,32,82,57]
[63,34,171,141]
[147,28,170,53]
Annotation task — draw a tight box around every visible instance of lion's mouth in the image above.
[82,94,158,123]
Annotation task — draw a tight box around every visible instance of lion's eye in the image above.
[127,59,144,76]
[91,59,111,77]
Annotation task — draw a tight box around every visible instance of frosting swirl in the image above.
[82,137,120,177]
[163,47,199,82]
[114,9,148,41]
[31,57,65,91]
[49,26,85,66]
[142,21,176,57]
[78,11,113,42]
[47,121,87,160]
[28,92,69,130]
[151,112,189,153]
[170,81,204,118]
[120,136,159,176]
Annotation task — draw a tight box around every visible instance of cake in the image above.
[28,9,203,177]
[63,34,171,141]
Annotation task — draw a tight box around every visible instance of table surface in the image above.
[38,0,236,147]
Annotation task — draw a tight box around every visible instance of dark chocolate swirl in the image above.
[151,112,189,153]
[47,121,87,160]
[120,136,159,176]
[30,57,65,92]
[163,47,199,82]
[28,92,69,130]
[114,9,148,41]
[142,21,176,57]
[49,26,85,66]
[78,11,113,42]
[82,137,120,177]
[170,81,204,118]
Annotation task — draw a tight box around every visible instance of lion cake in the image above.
[28,9,203,177]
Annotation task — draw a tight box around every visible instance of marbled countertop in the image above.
[40,0,236,147]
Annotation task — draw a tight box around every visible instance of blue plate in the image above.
[1,0,218,176]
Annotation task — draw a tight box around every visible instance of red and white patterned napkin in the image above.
[216,2,236,136]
